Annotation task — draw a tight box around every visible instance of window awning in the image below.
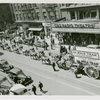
[28,28,43,31]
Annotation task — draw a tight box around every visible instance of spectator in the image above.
[60,45,63,54]
[44,41,48,50]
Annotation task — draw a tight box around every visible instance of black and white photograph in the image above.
[0,1,100,98]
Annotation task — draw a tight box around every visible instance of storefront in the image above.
[28,27,45,39]
[16,21,45,39]
[51,21,100,46]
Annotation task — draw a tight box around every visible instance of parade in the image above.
[0,3,100,95]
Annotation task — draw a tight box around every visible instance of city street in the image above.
[1,49,100,95]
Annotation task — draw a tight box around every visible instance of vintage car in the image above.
[0,71,14,95]
[10,84,32,95]
[0,59,14,73]
[8,67,33,86]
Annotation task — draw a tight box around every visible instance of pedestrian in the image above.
[32,84,37,95]
[52,61,56,71]
[38,81,48,94]
[52,59,59,72]
[38,81,43,92]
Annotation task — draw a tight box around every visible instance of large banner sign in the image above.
[52,23,95,29]
[72,50,99,59]
[51,22,100,33]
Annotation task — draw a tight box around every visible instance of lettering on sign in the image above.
[72,50,99,59]
[52,23,97,29]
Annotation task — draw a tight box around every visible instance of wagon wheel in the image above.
[84,67,99,79]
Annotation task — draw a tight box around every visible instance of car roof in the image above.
[9,67,22,74]
[0,71,14,88]
[0,71,8,78]
[0,75,5,82]
[10,84,30,95]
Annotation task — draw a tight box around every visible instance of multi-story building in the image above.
[51,4,100,45]
[0,4,14,31]
[10,3,62,36]
[11,3,61,22]
[60,3,100,21]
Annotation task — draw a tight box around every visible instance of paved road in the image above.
[1,50,100,95]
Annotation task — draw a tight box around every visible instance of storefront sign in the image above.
[52,22,100,29]
[51,22,100,33]
[72,50,99,59]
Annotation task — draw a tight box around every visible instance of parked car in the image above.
[10,84,32,95]
[0,59,14,73]
[0,71,14,95]
[8,67,33,86]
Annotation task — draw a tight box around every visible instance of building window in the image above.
[14,4,18,11]
[84,11,90,18]
[36,12,40,19]
[50,16,55,20]
[44,15,47,20]
[16,14,18,20]
[90,10,97,18]
[79,11,84,19]
[66,4,71,7]
[43,12,47,16]
[31,13,35,20]
[62,4,65,6]
[17,4,20,11]
[70,11,75,20]
[28,4,32,8]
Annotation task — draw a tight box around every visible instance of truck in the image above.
[71,45,100,79]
